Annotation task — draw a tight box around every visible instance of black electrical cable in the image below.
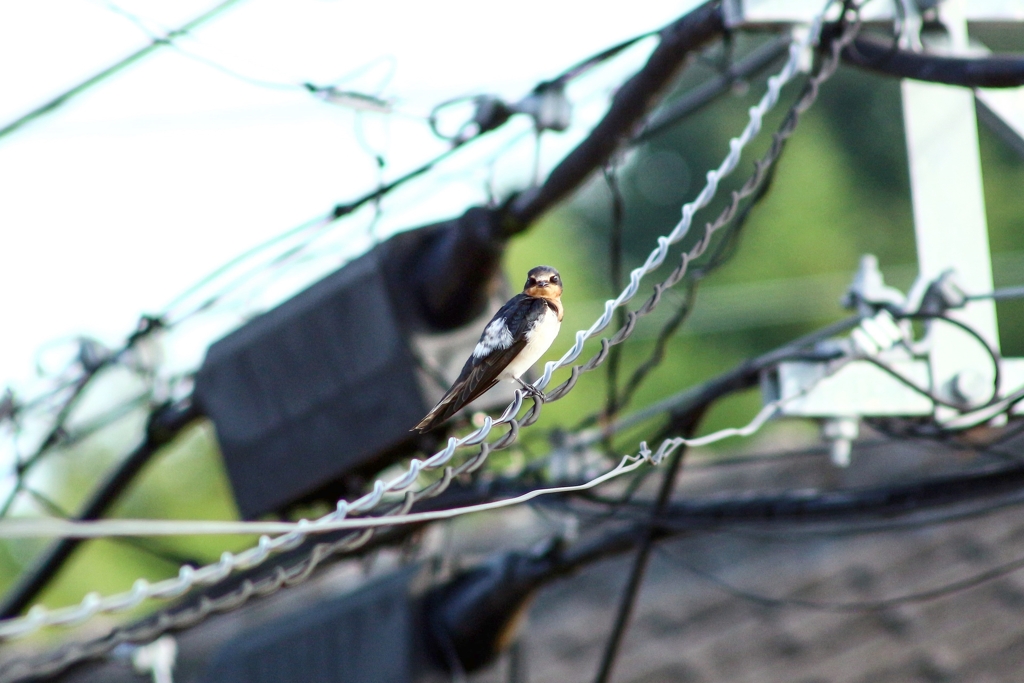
[591,430,692,683]
[858,354,968,410]
[852,312,1005,428]
[935,388,1024,435]
[0,398,198,619]
[635,34,791,143]
[563,488,1024,542]
[564,462,1024,539]
[910,312,1003,406]
[970,285,1024,302]
[610,160,780,418]
[838,32,1024,88]
[0,360,111,519]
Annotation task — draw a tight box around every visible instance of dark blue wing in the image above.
[413,295,546,432]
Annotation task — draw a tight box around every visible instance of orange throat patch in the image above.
[525,288,563,321]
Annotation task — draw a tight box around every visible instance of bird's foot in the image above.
[515,378,548,402]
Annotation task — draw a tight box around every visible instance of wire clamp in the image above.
[516,82,572,133]
[130,635,178,683]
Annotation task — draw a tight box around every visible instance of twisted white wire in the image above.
[534,13,826,391]
[0,388,821,638]
[0,7,832,640]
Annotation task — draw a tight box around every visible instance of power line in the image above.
[600,162,629,452]
[0,395,810,546]
[635,34,791,143]
[2,6,1015,683]
[839,30,1024,88]
[0,1,731,627]
[0,0,246,141]
[0,360,848,683]
[0,398,197,619]
[12,0,1003,663]
[0,9,888,618]
[6,368,1020,677]
[592,407,697,683]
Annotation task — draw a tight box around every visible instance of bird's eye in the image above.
[551,275,559,283]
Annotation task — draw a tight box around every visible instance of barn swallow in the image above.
[413,266,564,433]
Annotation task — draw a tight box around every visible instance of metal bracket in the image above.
[902,0,1000,416]
[751,0,1024,466]
[132,636,177,683]
[723,0,1024,27]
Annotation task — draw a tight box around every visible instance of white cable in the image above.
[0,6,833,640]
[0,396,796,542]
[0,388,811,638]
[0,389,826,639]
[533,10,828,392]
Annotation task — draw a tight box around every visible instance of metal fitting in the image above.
[822,416,859,467]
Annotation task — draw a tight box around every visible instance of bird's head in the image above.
[523,266,562,300]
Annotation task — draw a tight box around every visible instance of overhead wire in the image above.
[8,3,1024,679]
[20,486,205,569]
[12,312,1018,674]
[0,371,849,679]
[594,6,859,677]
[94,0,423,117]
[0,356,114,518]
[0,0,246,141]
[0,15,639,523]
[579,6,850,438]
[867,312,1003,411]
[0,4,730,630]
[564,454,1024,540]
[3,7,670,431]
[0,392,821,544]
[592,396,697,683]
[0,11,837,641]
[858,311,1010,437]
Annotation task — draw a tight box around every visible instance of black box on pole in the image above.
[195,249,428,518]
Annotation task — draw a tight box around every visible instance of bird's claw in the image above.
[515,379,547,402]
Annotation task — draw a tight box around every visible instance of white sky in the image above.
[0,0,699,394]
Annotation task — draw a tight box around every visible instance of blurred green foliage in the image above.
[4,33,1024,639]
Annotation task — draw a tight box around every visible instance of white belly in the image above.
[500,306,561,380]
